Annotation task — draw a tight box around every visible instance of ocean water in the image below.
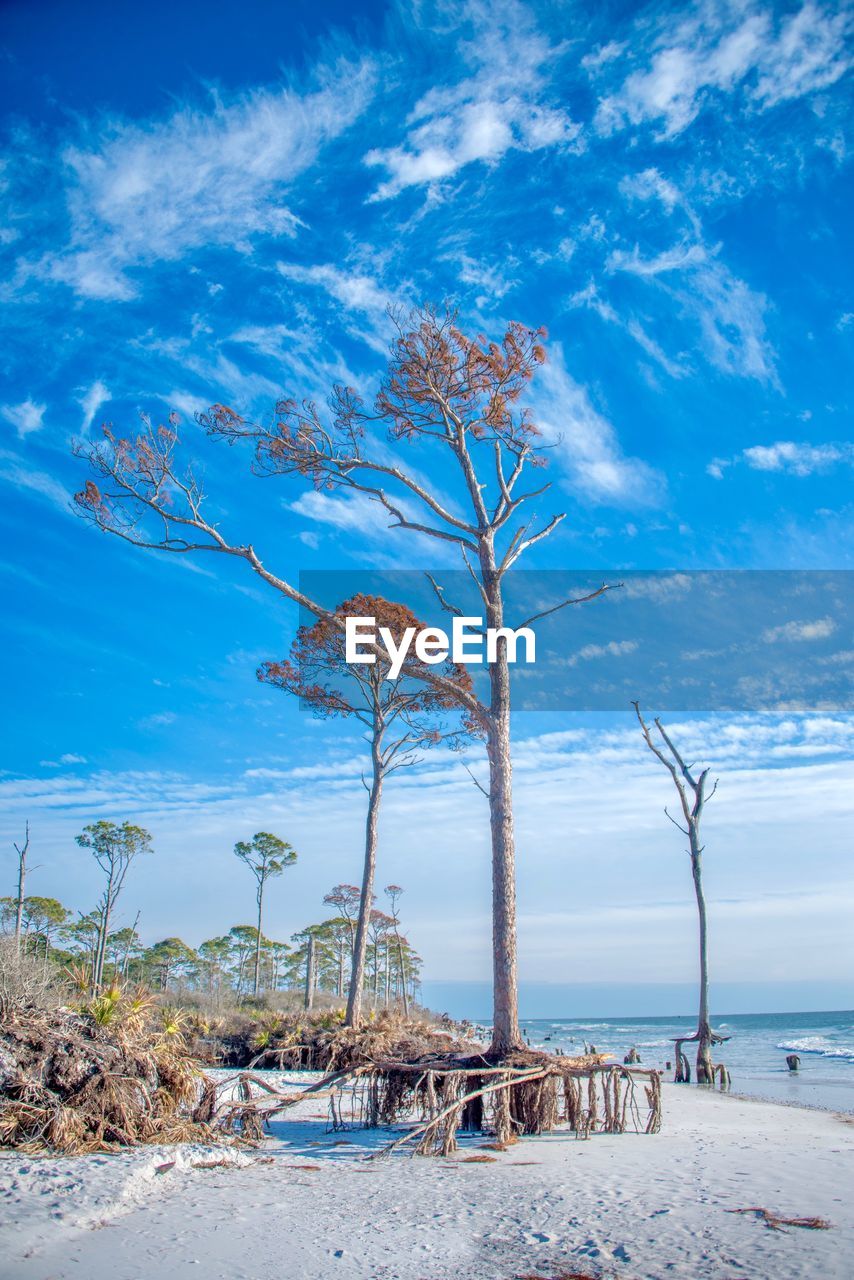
[504,1010,854,1113]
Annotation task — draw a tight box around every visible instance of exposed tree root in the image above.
[672,1029,730,1086]
[211,1049,663,1156]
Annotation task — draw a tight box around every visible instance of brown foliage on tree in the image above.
[260,592,475,1027]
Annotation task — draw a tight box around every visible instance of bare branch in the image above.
[516,583,621,630]
[464,764,490,798]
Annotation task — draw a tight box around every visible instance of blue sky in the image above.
[1,0,852,1015]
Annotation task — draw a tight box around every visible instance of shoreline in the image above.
[2,1077,853,1280]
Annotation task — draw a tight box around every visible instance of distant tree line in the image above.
[2,819,422,1012]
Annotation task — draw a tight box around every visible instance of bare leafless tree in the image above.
[12,823,30,954]
[73,307,617,1055]
[633,702,727,1084]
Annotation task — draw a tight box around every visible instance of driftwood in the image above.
[727,1207,831,1232]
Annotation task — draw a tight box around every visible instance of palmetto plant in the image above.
[159,1004,190,1038]
[64,960,92,995]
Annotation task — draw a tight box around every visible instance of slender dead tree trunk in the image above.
[690,830,714,1083]
[394,931,410,1018]
[633,703,723,1085]
[346,729,384,1027]
[253,885,264,996]
[94,873,116,988]
[122,911,140,979]
[304,934,316,1011]
[13,823,30,955]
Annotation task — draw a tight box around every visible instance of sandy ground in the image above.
[1,1080,853,1280]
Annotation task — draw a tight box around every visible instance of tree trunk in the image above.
[485,636,521,1056]
[691,841,714,1084]
[95,891,113,988]
[395,929,410,1019]
[253,884,264,996]
[304,934,316,1011]
[122,912,139,980]
[345,733,384,1027]
[14,824,28,955]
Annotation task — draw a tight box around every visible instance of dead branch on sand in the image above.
[726,1207,832,1232]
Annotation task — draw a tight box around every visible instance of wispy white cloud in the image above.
[596,1,851,139]
[1,713,851,976]
[28,60,376,300]
[566,639,639,667]
[365,0,580,199]
[447,253,519,307]
[763,617,837,643]
[1,399,46,438]
[40,753,88,768]
[532,344,664,506]
[744,440,854,475]
[569,278,692,379]
[138,710,177,730]
[609,241,776,384]
[76,379,110,434]
[276,262,396,352]
[619,166,683,214]
[287,489,454,565]
[0,448,69,513]
[709,439,854,478]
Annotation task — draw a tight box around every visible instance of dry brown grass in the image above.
[0,989,223,1154]
[0,936,62,1019]
[226,1006,475,1072]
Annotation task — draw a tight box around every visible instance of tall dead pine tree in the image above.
[633,703,727,1084]
[73,306,615,1056]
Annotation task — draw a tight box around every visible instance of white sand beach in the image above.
[2,1080,852,1280]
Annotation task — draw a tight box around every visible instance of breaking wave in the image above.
[777,1037,854,1062]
